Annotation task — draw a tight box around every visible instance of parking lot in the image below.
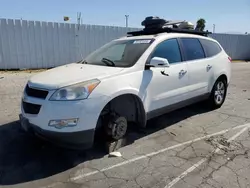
[0,63,250,188]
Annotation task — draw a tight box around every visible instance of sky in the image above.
[0,0,249,33]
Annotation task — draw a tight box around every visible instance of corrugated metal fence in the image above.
[0,18,250,69]
[210,33,250,60]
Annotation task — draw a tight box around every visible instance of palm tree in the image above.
[195,18,206,31]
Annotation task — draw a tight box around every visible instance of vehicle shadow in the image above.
[0,102,212,185]
[126,102,213,142]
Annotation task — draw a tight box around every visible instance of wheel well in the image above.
[217,74,228,84]
[98,94,147,128]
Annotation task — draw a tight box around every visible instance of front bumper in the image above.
[20,83,111,149]
[21,86,110,133]
[20,114,95,150]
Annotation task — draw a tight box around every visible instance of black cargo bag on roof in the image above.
[141,16,167,30]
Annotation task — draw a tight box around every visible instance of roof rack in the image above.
[127,16,212,37]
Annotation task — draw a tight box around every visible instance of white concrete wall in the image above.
[0,18,249,69]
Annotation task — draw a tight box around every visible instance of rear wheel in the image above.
[208,79,227,109]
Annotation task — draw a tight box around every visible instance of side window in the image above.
[180,38,205,61]
[199,39,222,57]
[151,39,182,64]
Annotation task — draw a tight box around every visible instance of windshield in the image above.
[82,39,154,67]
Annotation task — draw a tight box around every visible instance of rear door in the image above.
[179,37,212,98]
[199,38,224,91]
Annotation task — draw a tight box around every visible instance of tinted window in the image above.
[181,38,205,61]
[200,39,222,57]
[151,39,182,64]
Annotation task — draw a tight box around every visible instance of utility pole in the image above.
[125,15,129,28]
[77,12,81,24]
[76,12,82,37]
[213,24,216,33]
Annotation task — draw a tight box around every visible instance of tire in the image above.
[208,78,227,109]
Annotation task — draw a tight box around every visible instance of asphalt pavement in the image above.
[0,63,250,188]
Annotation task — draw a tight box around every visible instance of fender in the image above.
[97,88,147,127]
[210,70,229,92]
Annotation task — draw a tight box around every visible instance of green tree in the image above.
[195,18,206,31]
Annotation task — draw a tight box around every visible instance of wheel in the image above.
[105,115,128,141]
[94,114,128,153]
[208,79,227,109]
[94,113,128,142]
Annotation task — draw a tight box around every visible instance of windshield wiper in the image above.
[101,58,115,67]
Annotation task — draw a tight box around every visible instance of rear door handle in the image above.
[179,70,187,75]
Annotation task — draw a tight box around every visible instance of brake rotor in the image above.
[107,116,128,140]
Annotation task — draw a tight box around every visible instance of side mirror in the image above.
[149,57,170,68]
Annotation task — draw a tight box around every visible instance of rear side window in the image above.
[199,39,222,57]
[151,39,182,64]
[180,38,205,61]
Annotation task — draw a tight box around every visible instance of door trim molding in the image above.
[146,93,210,120]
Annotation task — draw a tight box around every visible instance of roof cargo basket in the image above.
[127,16,211,37]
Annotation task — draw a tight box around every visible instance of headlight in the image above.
[50,79,100,101]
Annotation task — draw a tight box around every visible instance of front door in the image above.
[179,38,213,98]
[143,38,189,116]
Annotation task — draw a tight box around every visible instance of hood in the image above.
[28,63,124,90]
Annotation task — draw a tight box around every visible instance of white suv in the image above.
[20,18,231,150]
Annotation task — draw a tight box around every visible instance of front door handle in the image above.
[207,65,212,70]
[179,70,187,75]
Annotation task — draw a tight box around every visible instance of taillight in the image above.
[228,56,232,62]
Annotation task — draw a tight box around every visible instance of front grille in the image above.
[22,101,41,115]
[25,85,48,99]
